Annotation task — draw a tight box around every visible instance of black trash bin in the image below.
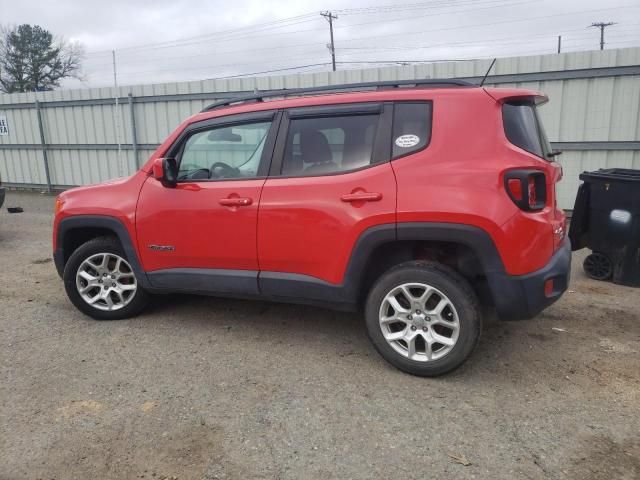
[569,168,640,287]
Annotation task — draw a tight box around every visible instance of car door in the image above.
[257,102,396,297]
[136,110,280,293]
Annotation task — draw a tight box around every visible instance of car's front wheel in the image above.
[365,261,481,376]
[63,237,149,320]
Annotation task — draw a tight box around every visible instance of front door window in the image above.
[178,121,272,181]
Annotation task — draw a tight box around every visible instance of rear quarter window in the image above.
[392,102,432,159]
[502,102,551,159]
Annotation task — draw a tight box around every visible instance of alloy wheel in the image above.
[379,283,460,362]
[75,253,137,311]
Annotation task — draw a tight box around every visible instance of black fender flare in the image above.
[341,221,506,298]
[394,222,506,274]
[54,218,508,313]
[54,215,150,288]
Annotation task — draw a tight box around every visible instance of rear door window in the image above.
[281,113,380,176]
[503,101,552,159]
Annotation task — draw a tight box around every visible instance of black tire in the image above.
[583,252,613,281]
[365,261,481,377]
[63,236,150,320]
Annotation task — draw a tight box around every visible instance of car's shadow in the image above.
[144,292,364,337]
[134,292,520,379]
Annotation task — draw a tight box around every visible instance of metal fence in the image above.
[0,47,639,209]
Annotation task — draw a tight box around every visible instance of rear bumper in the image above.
[0,186,5,209]
[488,237,572,320]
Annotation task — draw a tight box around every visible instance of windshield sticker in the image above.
[395,134,420,148]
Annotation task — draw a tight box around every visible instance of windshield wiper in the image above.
[547,150,562,159]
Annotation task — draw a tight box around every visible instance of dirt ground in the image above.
[1,191,638,480]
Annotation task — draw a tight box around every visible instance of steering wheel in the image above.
[209,162,240,179]
[180,168,209,180]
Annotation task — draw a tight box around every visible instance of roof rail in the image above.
[201,78,475,112]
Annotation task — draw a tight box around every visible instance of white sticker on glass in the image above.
[395,134,420,148]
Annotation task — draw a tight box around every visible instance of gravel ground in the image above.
[1,191,639,480]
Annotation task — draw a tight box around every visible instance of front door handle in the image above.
[219,197,253,207]
[340,192,383,202]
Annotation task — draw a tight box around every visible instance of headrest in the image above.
[300,131,333,164]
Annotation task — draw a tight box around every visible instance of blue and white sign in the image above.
[0,115,8,136]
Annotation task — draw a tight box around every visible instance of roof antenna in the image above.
[479,58,496,87]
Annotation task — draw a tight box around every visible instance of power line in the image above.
[341,4,637,45]
[83,0,523,57]
[83,12,640,69]
[82,28,640,73]
[81,2,635,63]
[73,2,640,87]
[86,13,320,54]
[107,50,331,77]
[80,33,640,87]
[83,23,640,68]
[335,0,506,15]
[210,63,332,79]
[83,30,640,82]
[336,26,640,54]
[336,0,533,29]
[83,23,640,79]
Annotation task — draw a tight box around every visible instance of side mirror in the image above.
[152,157,178,188]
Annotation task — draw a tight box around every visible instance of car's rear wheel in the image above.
[63,237,149,320]
[365,261,481,376]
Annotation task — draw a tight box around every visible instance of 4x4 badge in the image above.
[148,244,175,251]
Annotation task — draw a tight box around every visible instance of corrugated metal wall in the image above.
[0,47,639,209]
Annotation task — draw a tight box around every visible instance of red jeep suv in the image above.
[53,79,570,376]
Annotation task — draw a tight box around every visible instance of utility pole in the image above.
[112,50,123,174]
[321,11,338,71]
[557,35,562,54]
[589,22,616,50]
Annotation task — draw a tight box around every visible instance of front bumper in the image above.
[488,237,572,320]
[0,187,5,209]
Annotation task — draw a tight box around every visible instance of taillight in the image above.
[507,178,523,201]
[504,169,547,211]
[528,176,537,208]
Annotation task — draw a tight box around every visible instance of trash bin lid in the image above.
[580,168,640,183]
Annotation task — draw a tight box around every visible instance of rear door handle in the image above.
[340,192,383,202]
[219,197,253,207]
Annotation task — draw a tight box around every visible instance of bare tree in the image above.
[0,24,85,93]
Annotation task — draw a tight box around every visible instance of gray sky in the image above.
[1,0,638,89]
